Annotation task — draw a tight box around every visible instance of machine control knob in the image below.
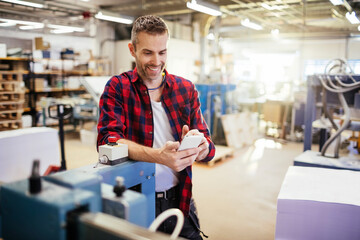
[113,176,126,197]
[108,136,118,146]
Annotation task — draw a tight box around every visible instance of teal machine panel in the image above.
[45,160,155,227]
[72,160,155,227]
[0,179,100,240]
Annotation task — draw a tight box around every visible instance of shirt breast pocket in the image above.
[179,105,191,126]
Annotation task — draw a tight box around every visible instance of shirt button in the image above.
[149,131,153,135]
[144,91,147,94]
[149,111,152,115]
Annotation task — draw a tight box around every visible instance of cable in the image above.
[318,58,358,157]
[148,208,184,239]
[321,93,351,156]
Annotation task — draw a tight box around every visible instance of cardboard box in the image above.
[35,37,50,50]
[34,78,46,91]
[263,101,284,124]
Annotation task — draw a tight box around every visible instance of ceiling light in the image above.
[261,3,273,10]
[207,32,215,40]
[47,24,85,32]
[0,18,43,26]
[271,29,279,36]
[95,11,133,24]
[346,11,360,24]
[241,18,263,30]
[0,21,16,27]
[1,0,44,8]
[50,29,74,34]
[329,0,343,5]
[19,24,44,30]
[186,0,222,16]
[0,18,41,25]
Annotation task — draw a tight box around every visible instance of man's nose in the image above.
[151,54,161,65]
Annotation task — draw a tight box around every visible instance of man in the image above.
[97,15,215,239]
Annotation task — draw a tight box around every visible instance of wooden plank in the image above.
[0,92,25,101]
[0,90,25,95]
[0,111,22,121]
[197,145,234,167]
[0,72,23,82]
[0,100,25,105]
[0,109,23,114]
[0,120,22,131]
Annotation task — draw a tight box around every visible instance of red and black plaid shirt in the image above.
[97,68,215,215]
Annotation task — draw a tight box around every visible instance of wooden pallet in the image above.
[0,92,25,101]
[0,119,22,130]
[0,102,23,111]
[0,71,23,82]
[0,82,22,92]
[0,71,25,131]
[0,110,23,120]
[198,145,235,167]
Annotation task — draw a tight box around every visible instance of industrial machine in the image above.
[296,59,360,171]
[0,139,184,239]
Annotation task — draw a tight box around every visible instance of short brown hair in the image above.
[131,15,169,49]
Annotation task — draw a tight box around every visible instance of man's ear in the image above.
[128,42,136,57]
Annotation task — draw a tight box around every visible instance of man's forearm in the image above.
[118,138,160,163]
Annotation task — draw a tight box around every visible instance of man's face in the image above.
[129,32,168,82]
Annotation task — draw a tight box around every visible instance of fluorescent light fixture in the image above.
[0,18,44,30]
[1,0,44,8]
[95,11,133,24]
[346,11,360,24]
[19,24,44,30]
[50,29,74,34]
[0,18,43,26]
[261,3,287,10]
[0,21,16,27]
[271,29,279,36]
[329,0,343,5]
[47,24,85,32]
[241,18,263,30]
[261,3,273,10]
[207,32,215,40]
[186,0,222,16]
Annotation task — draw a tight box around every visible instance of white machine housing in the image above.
[99,143,128,165]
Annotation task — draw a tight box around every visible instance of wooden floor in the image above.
[63,132,303,240]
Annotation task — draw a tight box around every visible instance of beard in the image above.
[136,59,166,82]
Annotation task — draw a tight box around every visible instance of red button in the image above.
[108,136,118,143]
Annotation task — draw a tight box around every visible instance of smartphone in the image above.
[178,135,203,151]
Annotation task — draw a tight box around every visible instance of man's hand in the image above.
[158,141,200,172]
[181,125,209,162]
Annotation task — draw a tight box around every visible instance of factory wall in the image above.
[221,37,360,85]
[0,29,97,55]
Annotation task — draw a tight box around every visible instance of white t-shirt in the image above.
[151,100,179,192]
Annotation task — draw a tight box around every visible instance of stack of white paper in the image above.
[0,127,60,183]
[276,166,360,240]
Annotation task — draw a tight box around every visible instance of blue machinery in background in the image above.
[195,83,236,134]
[296,74,360,171]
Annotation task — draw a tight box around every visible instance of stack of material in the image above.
[0,71,25,131]
[0,127,60,182]
[221,111,258,148]
[276,166,360,240]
